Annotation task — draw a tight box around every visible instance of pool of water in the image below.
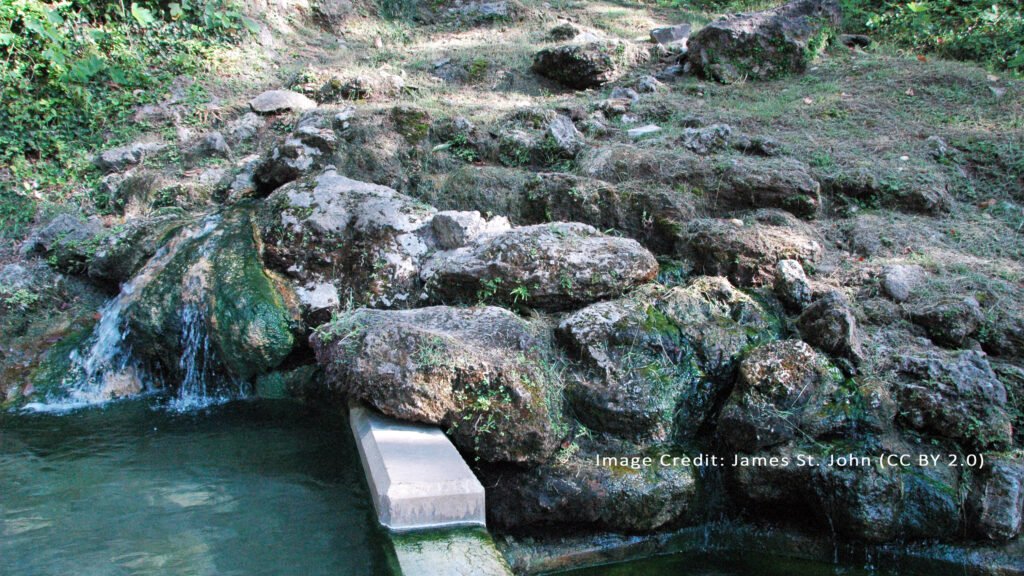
[0,399,396,576]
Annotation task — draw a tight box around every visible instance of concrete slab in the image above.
[392,528,513,576]
[350,405,486,531]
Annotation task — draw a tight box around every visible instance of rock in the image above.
[797,290,865,364]
[431,211,511,250]
[896,349,1012,451]
[839,33,871,48]
[717,340,845,452]
[676,214,823,286]
[124,209,297,386]
[596,98,631,116]
[310,305,563,464]
[578,145,821,218]
[609,87,640,103]
[968,455,1024,541]
[253,108,339,192]
[522,172,696,254]
[815,460,904,542]
[909,296,983,348]
[426,165,533,223]
[421,222,658,311]
[627,124,661,139]
[227,112,264,143]
[183,131,231,165]
[93,140,166,173]
[679,123,732,155]
[636,75,661,93]
[549,23,580,41]
[823,165,952,214]
[774,259,812,310]
[88,208,190,285]
[881,264,924,303]
[483,450,698,531]
[532,41,647,89]
[19,213,104,274]
[558,277,780,441]
[258,170,435,317]
[249,89,317,114]
[687,0,842,83]
[312,0,353,31]
[650,23,691,46]
[319,72,405,102]
[546,114,584,157]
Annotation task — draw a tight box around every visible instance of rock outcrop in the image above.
[687,0,842,83]
[311,305,563,464]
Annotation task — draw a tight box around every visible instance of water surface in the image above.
[0,399,395,576]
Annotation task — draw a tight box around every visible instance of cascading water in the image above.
[24,215,231,413]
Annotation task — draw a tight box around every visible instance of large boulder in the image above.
[687,0,842,83]
[123,209,298,387]
[557,277,781,441]
[19,214,104,274]
[531,41,647,89]
[797,290,865,365]
[420,222,658,311]
[676,213,822,287]
[88,208,190,285]
[895,349,1013,451]
[579,145,821,218]
[909,296,984,348]
[249,89,317,114]
[310,306,563,464]
[257,170,438,318]
[93,139,166,173]
[717,340,848,452]
[253,108,342,192]
[482,449,698,532]
[967,455,1024,541]
[522,173,696,254]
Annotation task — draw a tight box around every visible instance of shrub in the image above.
[0,0,255,237]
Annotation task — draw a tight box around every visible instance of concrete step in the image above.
[349,405,486,531]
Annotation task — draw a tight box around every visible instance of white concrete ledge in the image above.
[349,405,486,531]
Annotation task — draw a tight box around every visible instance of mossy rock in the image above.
[125,207,298,387]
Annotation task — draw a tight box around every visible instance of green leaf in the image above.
[907,2,929,13]
[0,32,17,46]
[130,3,157,27]
[240,16,260,34]
[67,55,106,83]
[169,2,184,20]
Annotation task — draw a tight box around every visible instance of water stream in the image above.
[23,215,232,413]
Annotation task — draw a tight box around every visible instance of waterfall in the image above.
[24,215,227,413]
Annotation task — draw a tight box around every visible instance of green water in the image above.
[0,399,395,576]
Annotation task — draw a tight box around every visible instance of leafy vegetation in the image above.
[0,0,255,237]
[658,0,1023,74]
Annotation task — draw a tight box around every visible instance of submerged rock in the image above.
[557,277,780,441]
[421,222,658,311]
[687,0,842,83]
[310,305,563,464]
